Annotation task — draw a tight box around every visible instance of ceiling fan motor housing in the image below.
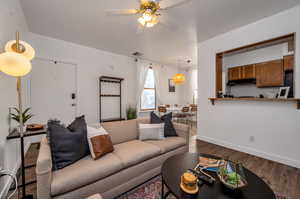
[140,1,160,14]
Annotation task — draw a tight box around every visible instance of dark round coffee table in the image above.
[161,153,276,199]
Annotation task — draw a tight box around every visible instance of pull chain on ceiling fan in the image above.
[106,0,192,29]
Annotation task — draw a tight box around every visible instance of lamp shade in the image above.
[0,52,32,77]
[5,40,35,60]
[173,73,186,84]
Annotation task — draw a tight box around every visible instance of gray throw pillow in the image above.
[139,123,165,141]
[47,115,89,170]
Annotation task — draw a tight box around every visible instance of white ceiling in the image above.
[20,0,300,67]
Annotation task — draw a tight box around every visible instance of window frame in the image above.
[140,68,156,111]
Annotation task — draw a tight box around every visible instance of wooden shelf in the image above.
[100,94,121,97]
[209,98,300,109]
[100,80,122,83]
[101,118,125,123]
[7,127,46,140]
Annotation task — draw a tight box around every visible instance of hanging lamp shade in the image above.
[5,40,35,60]
[0,52,32,77]
[173,73,186,84]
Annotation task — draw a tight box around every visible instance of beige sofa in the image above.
[36,118,189,199]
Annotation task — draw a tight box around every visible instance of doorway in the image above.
[29,58,77,124]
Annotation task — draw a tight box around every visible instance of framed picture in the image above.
[168,79,175,92]
[277,87,290,99]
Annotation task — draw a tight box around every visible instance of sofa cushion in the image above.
[102,120,138,145]
[86,194,103,199]
[51,153,123,196]
[113,140,161,168]
[145,137,186,153]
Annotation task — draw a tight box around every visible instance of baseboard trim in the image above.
[197,135,300,169]
[0,142,31,198]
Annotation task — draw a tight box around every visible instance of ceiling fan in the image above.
[106,0,192,29]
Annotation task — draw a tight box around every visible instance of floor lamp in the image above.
[0,32,35,199]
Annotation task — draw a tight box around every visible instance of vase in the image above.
[17,124,26,133]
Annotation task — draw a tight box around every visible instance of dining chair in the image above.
[158,106,167,116]
[190,105,197,128]
[175,106,190,124]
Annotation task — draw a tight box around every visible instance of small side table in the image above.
[6,127,47,197]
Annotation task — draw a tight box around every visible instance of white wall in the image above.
[179,68,198,105]
[223,43,290,97]
[159,65,183,105]
[23,32,138,124]
[198,6,300,168]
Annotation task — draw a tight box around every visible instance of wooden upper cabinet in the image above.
[228,66,242,81]
[241,64,256,79]
[283,55,294,71]
[228,64,255,81]
[256,59,284,88]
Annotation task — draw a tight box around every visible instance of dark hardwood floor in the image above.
[9,130,300,199]
[191,136,300,199]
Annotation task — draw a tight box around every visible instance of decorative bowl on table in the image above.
[217,159,248,190]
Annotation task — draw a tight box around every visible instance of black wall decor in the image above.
[99,76,124,122]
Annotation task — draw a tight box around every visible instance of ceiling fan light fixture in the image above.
[138,16,146,26]
[138,12,159,28]
[142,11,153,22]
[146,16,158,28]
[146,22,155,28]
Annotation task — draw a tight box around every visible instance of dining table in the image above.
[166,106,182,113]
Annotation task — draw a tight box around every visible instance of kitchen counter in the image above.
[209,97,300,109]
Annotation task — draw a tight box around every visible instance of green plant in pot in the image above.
[10,107,33,131]
[126,105,137,120]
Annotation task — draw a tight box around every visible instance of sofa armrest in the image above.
[86,194,103,199]
[173,122,190,147]
[36,137,52,199]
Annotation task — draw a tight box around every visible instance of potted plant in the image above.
[10,107,33,132]
[126,105,137,120]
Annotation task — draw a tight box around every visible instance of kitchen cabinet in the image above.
[228,64,255,81]
[256,59,284,87]
[241,64,255,79]
[283,55,294,71]
[228,66,242,81]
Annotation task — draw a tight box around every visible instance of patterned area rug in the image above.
[117,176,287,199]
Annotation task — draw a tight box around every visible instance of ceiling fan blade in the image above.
[160,0,192,10]
[106,9,139,16]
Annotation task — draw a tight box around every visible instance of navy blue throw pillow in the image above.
[47,115,89,170]
[150,112,177,137]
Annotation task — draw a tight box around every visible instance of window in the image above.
[141,68,156,110]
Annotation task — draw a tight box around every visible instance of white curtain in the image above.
[136,61,149,112]
[152,65,162,107]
